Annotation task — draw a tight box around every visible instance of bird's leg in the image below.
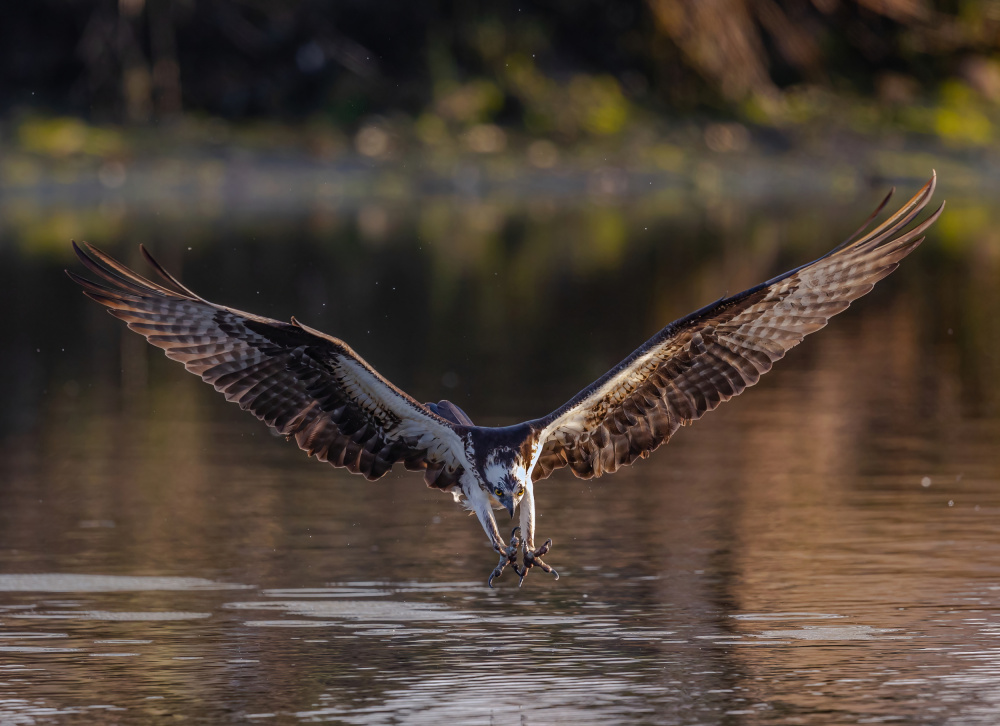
[488,527,523,588]
[465,479,521,587]
[516,480,558,587]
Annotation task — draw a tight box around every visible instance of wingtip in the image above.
[876,186,895,215]
[925,200,946,226]
[138,244,204,300]
[138,244,157,268]
[71,239,108,262]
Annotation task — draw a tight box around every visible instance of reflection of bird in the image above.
[69,175,941,587]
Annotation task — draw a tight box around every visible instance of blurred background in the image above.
[10,0,1000,139]
[3,0,998,429]
[1,4,1000,723]
[4,1,1000,265]
[7,0,1000,203]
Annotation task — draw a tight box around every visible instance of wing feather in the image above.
[529,174,943,481]
[68,242,468,488]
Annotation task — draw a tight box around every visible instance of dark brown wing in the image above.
[68,243,468,489]
[528,174,943,481]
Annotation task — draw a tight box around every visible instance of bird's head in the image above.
[480,449,529,519]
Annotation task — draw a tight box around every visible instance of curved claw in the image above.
[517,538,559,587]
[487,562,506,588]
[487,527,523,588]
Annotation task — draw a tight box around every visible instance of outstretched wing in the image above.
[68,243,468,489]
[528,174,943,481]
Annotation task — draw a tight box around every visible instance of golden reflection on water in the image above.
[0,186,998,723]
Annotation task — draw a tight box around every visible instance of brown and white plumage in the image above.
[527,174,942,482]
[69,174,942,586]
[67,243,468,489]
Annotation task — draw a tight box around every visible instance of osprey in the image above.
[69,175,941,587]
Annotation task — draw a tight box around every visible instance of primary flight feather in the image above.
[68,174,942,586]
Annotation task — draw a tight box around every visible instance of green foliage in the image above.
[17,117,125,158]
[12,1,1000,157]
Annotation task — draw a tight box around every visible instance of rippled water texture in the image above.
[1,177,998,723]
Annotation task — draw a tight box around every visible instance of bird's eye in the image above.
[494,488,503,497]
[517,487,525,496]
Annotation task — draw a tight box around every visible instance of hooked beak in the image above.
[503,496,515,520]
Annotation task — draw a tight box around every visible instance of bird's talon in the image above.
[516,538,557,586]
[488,565,503,589]
[488,554,515,588]
[487,530,523,587]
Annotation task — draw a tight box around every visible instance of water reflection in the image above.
[0,180,998,723]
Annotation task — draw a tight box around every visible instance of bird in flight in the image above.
[69,174,941,587]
